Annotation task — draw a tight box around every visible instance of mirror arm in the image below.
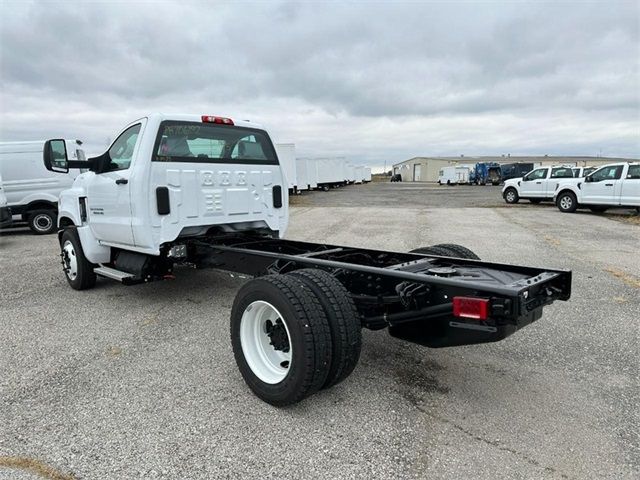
[68,160,93,169]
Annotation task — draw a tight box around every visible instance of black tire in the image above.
[411,244,480,260]
[589,206,608,213]
[529,199,543,204]
[230,275,332,406]
[556,191,578,213]
[60,228,97,290]
[289,269,362,389]
[503,187,519,204]
[28,209,57,234]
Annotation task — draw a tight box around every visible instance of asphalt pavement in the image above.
[1,182,638,479]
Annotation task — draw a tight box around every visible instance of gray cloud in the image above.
[1,0,638,165]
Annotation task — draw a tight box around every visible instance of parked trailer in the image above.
[295,157,310,191]
[42,113,572,406]
[438,166,470,185]
[364,166,372,183]
[305,158,318,190]
[471,162,502,185]
[275,143,297,192]
[315,158,337,191]
[354,165,365,184]
[345,163,356,184]
[500,163,535,182]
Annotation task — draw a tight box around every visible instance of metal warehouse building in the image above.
[392,156,638,182]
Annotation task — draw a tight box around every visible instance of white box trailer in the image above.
[345,164,356,184]
[305,158,318,190]
[275,143,297,191]
[295,157,310,191]
[313,158,347,191]
[364,166,372,182]
[438,166,471,185]
[354,165,365,184]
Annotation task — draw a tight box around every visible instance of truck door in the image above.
[581,165,624,205]
[86,122,144,246]
[520,168,548,197]
[620,165,640,206]
[548,167,574,194]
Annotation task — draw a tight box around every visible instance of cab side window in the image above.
[525,168,548,181]
[107,124,142,172]
[590,165,623,182]
[627,165,640,179]
[551,167,574,178]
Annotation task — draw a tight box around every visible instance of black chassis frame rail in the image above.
[187,234,572,348]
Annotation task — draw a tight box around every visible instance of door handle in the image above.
[115,178,128,185]
[605,183,613,186]
[535,181,542,184]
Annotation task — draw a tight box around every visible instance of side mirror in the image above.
[584,175,593,183]
[43,139,69,173]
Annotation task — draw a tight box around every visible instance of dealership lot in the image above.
[1,183,638,479]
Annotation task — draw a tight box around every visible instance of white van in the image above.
[438,166,470,185]
[0,173,11,229]
[0,140,85,234]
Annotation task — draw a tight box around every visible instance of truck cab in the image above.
[554,163,640,213]
[45,114,288,266]
[502,165,575,204]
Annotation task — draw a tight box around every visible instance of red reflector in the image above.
[452,297,490,320]
[201,115,234,125]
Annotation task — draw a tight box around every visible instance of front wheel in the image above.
[503,188,519,204]
[60,228,97,290]
[28,210,57,234]
[556,192,578,213]
[230,275,332,406]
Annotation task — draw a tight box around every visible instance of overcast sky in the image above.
[1,0,638,168]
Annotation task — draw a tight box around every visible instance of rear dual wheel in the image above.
[230,270,361,406]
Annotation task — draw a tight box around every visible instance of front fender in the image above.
[553,185,580,202]
[56,187,84,227]
[502,180,520,194]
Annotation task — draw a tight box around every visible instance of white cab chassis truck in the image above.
[0,140,85,233]
[502,165,575,204]
[44,113,572,406]
[554,163,640,213]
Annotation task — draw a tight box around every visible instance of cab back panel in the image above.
[149,163,286,246]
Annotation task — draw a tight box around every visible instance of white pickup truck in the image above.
[42,113,572,405]
[554,162,640,213]
[502,166,575,204]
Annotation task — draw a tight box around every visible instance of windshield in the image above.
[153,121,278,165]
